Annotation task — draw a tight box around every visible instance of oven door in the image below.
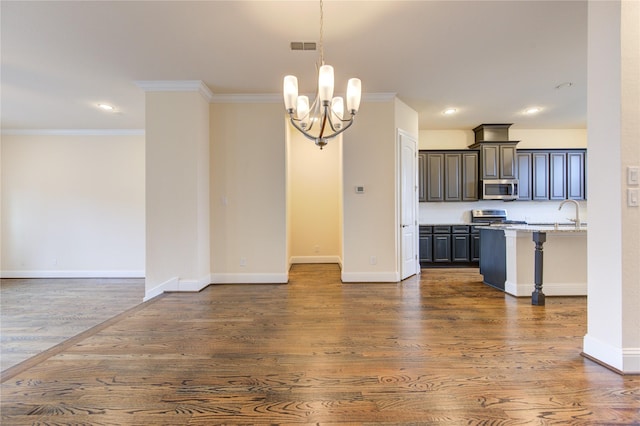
[482,179,518,200]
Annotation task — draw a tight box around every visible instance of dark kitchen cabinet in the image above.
[425,152,444,202]
[567,151,586,200]
[433,226,451,262]
[418,152,427,202]
[533,152,550,200]
[420,150,478,202]
[461,152,479,201]
[419,226,432,262]
[471,142,518,180]
[419,225,478,267]
[451,225,470,262]
[550,152,567,200]
[470,227,481,262]
[517,151,550,201]
[516,152,532,200]
[479,228,507,290]
[517,149,586,201]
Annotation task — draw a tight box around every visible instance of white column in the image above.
[584,1,640,373]
[138,81,212,300]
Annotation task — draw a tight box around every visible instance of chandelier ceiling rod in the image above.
[283,0,362,149]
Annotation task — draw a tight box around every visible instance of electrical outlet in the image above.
[240,257,247,267]
[370,256,377,265]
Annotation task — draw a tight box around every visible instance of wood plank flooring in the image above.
[0,277,144,371]
[1,264,638,424]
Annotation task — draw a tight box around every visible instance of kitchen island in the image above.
[479,224,587,297]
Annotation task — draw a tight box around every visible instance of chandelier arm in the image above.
[326,112,356,133]
[289,113,313,132]
[317,103,330,139]
[288,115,323,143]
[325,116,356,139]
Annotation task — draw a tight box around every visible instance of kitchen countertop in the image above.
[476,223,587,233]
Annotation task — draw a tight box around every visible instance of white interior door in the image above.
[399,131,419,280]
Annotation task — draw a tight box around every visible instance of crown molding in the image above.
[134,80,213,102]
[210,92,397,104]
[1,129,145,136]
[210,93,281,103]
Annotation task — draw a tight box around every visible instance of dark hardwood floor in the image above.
[1,264,638,424]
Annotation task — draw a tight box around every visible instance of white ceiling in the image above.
[0,0,587,131]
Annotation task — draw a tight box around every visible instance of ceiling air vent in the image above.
[290,42,317,51]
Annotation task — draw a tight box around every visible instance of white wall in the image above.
[417,128,588,225]
[342,97,398,281]
[287,128,342,265]
[144,90,210,299]
[210,102,287,283]
[0,133,145,277]
[583,0,640,373]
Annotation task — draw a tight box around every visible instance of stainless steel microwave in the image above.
[482,179,519,200]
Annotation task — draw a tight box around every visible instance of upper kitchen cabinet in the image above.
[472,142,519,180]
[469,124,518,180]
[567,151,586,200]
[420,150,478,202]
[517,151,550,201]
[516,149,586,201]
[418,151,428,202]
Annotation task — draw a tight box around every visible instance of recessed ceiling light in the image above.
[442,108,457,115]
[524,107,542,115]
[98,103,115,111]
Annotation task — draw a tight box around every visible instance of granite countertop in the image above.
[476,223,587,233]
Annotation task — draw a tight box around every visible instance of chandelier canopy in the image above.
[283,0,362,149]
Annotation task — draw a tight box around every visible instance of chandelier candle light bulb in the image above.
[283,76,298,111]
[318,65,334,103]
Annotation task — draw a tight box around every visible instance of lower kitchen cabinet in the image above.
[471,231,480,261]
[433,234,451,262]
[452,234,470,262]
[420,224,478,267]
[419,226,433,262]
[433,225,452,262]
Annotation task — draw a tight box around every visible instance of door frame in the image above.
[397,129,419,280]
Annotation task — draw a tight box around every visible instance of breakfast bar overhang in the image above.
[479,224,588,297]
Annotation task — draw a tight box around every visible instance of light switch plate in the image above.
[628,188,639,207]
[628,166,639,186]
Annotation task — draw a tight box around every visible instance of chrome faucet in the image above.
[558,199,581,229]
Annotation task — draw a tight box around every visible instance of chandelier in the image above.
[283,0,362,149]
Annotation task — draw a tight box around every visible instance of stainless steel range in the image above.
[470,209,527,225]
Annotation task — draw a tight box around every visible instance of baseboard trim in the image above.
[1,270,145,279]
[210,273,288,285]
[144,274,211,301]
[583,334,640,374]
[341,271,400,283]
[144,277,178,302]
[505,280,587,297]
[289,256,342,265]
